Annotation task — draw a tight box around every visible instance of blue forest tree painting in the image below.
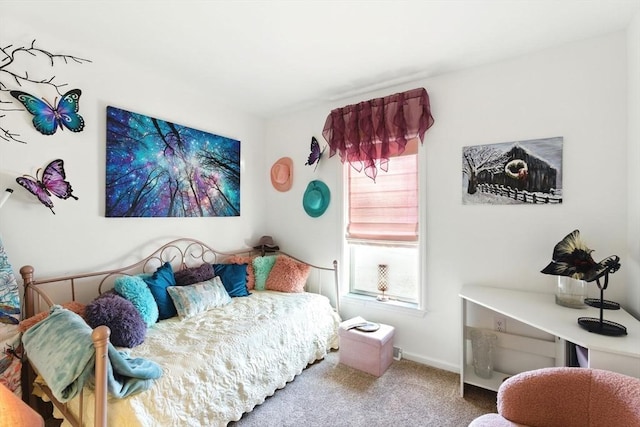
[106,106,240,217]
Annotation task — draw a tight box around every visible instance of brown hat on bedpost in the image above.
[253,236,279,256]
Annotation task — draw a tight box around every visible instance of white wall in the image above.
[265,32,632,371]
[627,12,640,319]
[0,17,267,278]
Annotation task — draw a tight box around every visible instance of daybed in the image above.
[19,238,341,427]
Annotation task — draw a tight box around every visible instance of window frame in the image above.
[340,147,426,312]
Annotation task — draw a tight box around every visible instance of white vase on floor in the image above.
[470,329,497,379]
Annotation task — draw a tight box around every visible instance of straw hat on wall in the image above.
[270,157,293,192]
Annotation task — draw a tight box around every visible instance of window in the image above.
[344,150,421,305]
[323,87,433,308]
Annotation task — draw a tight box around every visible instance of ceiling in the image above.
[3,0,640,118]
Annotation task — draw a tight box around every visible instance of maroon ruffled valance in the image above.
[322,87,434,181]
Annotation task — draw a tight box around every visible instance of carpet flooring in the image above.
[230,350,497,427]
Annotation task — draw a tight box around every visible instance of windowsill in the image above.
[341,293,427,317]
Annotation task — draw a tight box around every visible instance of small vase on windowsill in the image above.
[555,276,587,308]
[377,264,389,302]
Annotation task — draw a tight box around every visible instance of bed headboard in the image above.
[20,238,340,319]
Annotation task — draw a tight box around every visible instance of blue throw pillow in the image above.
[114,275,159,326]
[143,262,177,320]
[213,263,250,297]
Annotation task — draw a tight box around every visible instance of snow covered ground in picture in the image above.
[462,137,563,205]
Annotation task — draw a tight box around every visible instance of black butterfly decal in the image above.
[16,159,78,214]
[305,136,326,172]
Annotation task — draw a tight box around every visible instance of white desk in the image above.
[459,285,640,396]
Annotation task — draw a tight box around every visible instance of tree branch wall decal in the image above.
[0,39,91,143]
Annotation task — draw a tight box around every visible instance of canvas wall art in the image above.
[106,106,240,217]
[462,137,563,205]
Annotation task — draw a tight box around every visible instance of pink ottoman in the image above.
[339,323,395,377]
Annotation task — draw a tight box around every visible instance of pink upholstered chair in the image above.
[469,367,640,427]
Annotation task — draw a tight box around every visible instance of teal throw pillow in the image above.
[114,275,159,326]
[213,263,250,297]
[167,277,231,320]
[143,262,177,320]
[252,255,277,291]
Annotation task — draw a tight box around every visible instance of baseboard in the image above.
[400,351,459,373]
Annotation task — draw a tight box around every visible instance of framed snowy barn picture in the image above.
[462,137,563,205]
[106,106,240,217]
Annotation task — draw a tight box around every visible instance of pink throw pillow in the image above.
[226,255,255,290]
[265,255,310,293]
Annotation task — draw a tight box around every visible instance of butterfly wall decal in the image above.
[305,136,326,172]
[10,89,85,135]
[16,159,78,214]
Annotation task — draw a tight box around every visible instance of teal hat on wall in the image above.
[302,180,330,218]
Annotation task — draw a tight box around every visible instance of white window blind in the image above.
[347,153,418,242]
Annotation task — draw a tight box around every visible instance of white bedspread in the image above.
[47,290,340,426]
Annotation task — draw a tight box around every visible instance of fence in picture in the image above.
[477,183,562,204]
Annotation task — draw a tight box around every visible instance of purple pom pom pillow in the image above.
[174,263,215,287]
[85,292,147,348]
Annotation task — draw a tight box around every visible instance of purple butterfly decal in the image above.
[16,159,78,214]
[10,89,84,135]
[305,136,326,172]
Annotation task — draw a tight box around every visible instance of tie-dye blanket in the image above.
[0,236,21,396]
[22,306,162,403]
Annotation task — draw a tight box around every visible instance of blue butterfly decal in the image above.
[10,89,85,135]
[16,159,78,214]
[305,136,326,172]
